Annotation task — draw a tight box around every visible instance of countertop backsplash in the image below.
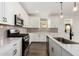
[0,25,27,41]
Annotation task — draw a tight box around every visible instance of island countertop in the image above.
[47,34,79,56]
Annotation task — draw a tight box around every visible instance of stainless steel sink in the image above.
[53,37,79,44]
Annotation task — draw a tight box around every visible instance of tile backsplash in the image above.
[27,28,58,33]
[0,25,27,40]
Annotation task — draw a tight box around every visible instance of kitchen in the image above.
[0,2,79,56]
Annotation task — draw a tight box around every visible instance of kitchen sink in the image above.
[53,37,79,44]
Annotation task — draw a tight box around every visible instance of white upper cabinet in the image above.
[28,16,40,28]
[28,16,60,28]
[14,3,29,27]
[0,2,29,27]
[0,2,7,24]
[4,2,16,25]
[0,2,3,23]
[49,16,60,28]
[0,2,18,25]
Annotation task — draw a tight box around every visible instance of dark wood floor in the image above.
[27,42,48,56]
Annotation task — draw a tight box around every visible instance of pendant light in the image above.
[73,2,78,12]
[60,2,63,18]
[60,12,63,18]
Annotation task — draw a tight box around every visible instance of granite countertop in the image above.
[47,34,79,56]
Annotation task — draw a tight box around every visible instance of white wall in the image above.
[72,16,79,42]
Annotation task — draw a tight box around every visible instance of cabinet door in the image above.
[0,44,13,56]
[49,38,54,56]
[12,39,22,56]
[50,17,59,28]
[23,15,29,27]
[49,38,62,56]
[29,32,47,42]
[29,33,40,42]
[35,33,40,42]
[14,2,29,27]
[52,41,61,56]
[29,33,34,43]
[0,2,15,25]
[0,2,2,23]
[4,2,16,25]
[29,17,40,28]
[0,2,5,24]
[29,33,38,43]
[39,32,47,42]
[61,48,73,56]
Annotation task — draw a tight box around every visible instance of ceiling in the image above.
[20,2,79,17]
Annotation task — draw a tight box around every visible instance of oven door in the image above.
[25,39,29,56]
[22,38,29,56]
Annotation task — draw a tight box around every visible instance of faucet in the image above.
[69,28,73,40]
[65,24,74,40]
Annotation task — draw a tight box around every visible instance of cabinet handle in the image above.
[13,49,17,56]
[5,18,7,22]
[2,17,5,20]
[2,17,7,22]
[13,43,17,46]
[52,47,54,52]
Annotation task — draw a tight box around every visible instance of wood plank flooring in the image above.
[27,42,48,56]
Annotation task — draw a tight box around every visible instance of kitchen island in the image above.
[47,34,79,56]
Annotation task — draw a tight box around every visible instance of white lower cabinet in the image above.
[49,38,54,56]
[0,2,3,23]
[0,39,22,56]
[49,38,61,56]
[13,39,22,56]
[29,33,40,42]
[52,41,61,56]
[0,44,13,56]
[39,32,47,42]
[29,32,47,43]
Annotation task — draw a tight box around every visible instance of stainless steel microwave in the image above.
[14,15,24,27]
